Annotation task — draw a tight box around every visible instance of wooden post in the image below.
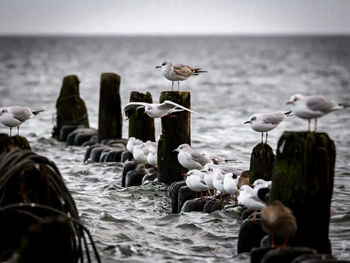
[128,91,155,142]
[53,75,89,139]
[249,143,275,184]
[269,132,335,253]
[98,73,122,142]
[157,91,190,184]
[0,134,31,154]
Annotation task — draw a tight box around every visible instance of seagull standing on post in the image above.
[156,60,207,91]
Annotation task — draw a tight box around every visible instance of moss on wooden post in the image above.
[270,131,335,253]
[128,91,155,142]
[53,75,89,139]
[157,91,190,184]
[98,73,122,142]
[0,134,31,154]
[249,143,275,183]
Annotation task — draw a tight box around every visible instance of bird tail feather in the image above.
[32,109,44,115]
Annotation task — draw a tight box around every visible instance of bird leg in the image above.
[265,132,268,144]
[261,132,264,143]
[278,237,289,248]
[308,119,311,132]
[172,81,174,91]
[10,127,12,136]
[314,119,317,132]
[250,210,258,222]
[271,235,275,248]
[177,81,180,91]
[17,126,19,135]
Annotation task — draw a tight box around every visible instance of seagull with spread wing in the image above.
[156,60,207,91]
[123,100,206,120]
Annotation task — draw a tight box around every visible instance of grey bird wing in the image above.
[8,106,33,121]
[262,113,284,125]
[306,96,337,113]
[161,100,207,119]
[191,151,211,166]
[173,64,195,77]
[123,102,149,112]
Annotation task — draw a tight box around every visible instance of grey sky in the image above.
[1,0,350,35]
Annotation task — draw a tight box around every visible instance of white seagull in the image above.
[126,137,143,154]
[244,112,290,143]
[237,185,266,210]
[155,60,207,91]
[223,172,239,197]
[0,106,43,136]
[123,100,206,120]
[174,144,212,170]
[185,169,209,200]
[287,93,349,131]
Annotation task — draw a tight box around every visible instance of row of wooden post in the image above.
[55,73,335,254]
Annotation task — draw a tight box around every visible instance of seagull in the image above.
[126,137,143,154]
[155,60,207,91]
[261,200,297,248]
[212,168,226,201]
[287,93,349,131]
[133,144,150,164]
[123,100,206,120]
[174,144,212,170]
[185,169,209,200]
[237,185,266,210]
[0,106,43,136]
[244,112,290,144]
[147,148,157,167]
[223,172,239,197]
[203,163,242,176]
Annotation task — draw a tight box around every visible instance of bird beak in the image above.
[244,121,250,124]
[173,148,178,152]
[286,101,293,105]
[155,65,161,68]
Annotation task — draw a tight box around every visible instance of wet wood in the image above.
[0,134,31,154]
[249,143,275,184]
[269,131,335,254]
[157,91,191,184]
[128,91,155,142]
[53,75,89,140]
[98,73,122,142]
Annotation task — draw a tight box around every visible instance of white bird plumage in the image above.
[155,60,207,91]
[287,93,348,131]
[0,106,43,136]
[174,144,212,170]
[123,100,206,120]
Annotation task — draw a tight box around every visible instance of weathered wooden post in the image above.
[157,91,190,184]
[269,132,335,253]
[0,134,31,153]
[53,75,89,140]
[249,143,275,183]
[128,91,155,142]
[98,73,122,142]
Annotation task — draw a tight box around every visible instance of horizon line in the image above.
[0,32,350,37]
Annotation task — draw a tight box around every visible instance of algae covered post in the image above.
[249,143,275,183]
[269,131,335,253]
[52,75,89,141]
[157,91,191,184]
[128,91,155,142]
[98,73,122,142]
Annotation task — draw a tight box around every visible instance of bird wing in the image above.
[191,151,211,166]
[173,64,195,77]
[123,102,149,112]
[306,96,336,113]
[8,106,33,121]
[262,113,284,125]
[161,100,207,119]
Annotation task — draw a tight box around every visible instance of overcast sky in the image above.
[1,0,350,35]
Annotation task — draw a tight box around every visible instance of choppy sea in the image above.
[0,36,349,262]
